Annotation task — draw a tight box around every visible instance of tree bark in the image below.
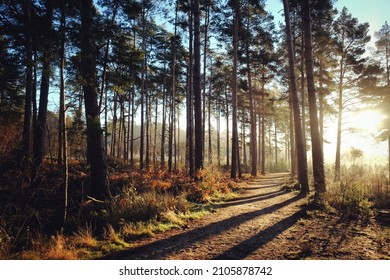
[194,0,203,174]
[231,0,240,179]
[22,0,33,166]
[59,0,69,227]
[208,58,213,165]
[80,0,109,200]
[225,87,230,168]
[261,72,266,175]
[303,0,326,199]
[140,5,147,170]
[186,0,194,176]
[335,60,344,181]
[283,0,309,195]
[33,0,53,175]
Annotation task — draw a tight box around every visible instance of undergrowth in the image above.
[325,164,390,219]
[0,162,242,259]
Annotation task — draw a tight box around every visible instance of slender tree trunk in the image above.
[388,136,390,183]
[32,52,37,132]
[140,7,146,170]
[335,86,343,181]
[258,112,261,169]
[319,63,325,151]
[130,84,135,169]
[225,88,230,168]
[111,94,117,158]
[274,119,278,166]
[146,87,150,168]
[246,17,257,176]
[261,75,266,175]
[104,79,109,155]
[169,5,178,172]
[168,89,173,171]
[117,102,122,159]
[161,65,167,169]
[126,92,131,161]
[231,0,240,179]
[59,0,69,227]
[154,95,158,167]
[217,104,221,166]
[283,0,309,195]
[303,0,326,199]
[194,0,203,174]
[173,1,179,171]
[33,0,53,174]
[80,0,109,200]
[335,59,344,181]
[241,119,247,167]
[98,5,118,112]
[186,0,194,176]
[300,19,306,147]
[22,0,33,165]
[202,5,209,162]
[208,59,213,165]
[289,91,296,177]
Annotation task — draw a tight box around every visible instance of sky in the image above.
[266,0,389,43]
[265,0,390,164]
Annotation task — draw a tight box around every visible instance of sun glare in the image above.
[347,109,386,134]
[323,109,387,163]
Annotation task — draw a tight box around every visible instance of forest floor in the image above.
[102,173,390,260]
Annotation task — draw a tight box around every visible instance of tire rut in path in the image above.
[104,172,308,260]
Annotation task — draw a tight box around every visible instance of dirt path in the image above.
[103,173,389,260]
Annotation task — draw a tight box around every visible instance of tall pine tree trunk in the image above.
[208,60,213,165]
[246,16,257,176]
[283,0,309,195]
[33,0,53,176]
[335,64,344,181]
[140,6,146,170]
[59,0,69,227]
[231,0,240,179]
[22,0,33,166]
[289,91,296,177]
[194,0,203,174]
[202,5,209,163]
[80,0,109,200]
[186,0,194,176]
[261,73,266,175]
[225,87,230,168]
[303,0,326,200]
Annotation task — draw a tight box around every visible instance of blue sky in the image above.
[266,0,389,40]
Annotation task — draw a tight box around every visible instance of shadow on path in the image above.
[213,190,286,209]
[101,193,305,260]
[213,208,308,259]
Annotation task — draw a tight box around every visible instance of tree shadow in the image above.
[248,184,286,190]
[213,190,287,209]
[100,193,305,260]
[213,208,308,259]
